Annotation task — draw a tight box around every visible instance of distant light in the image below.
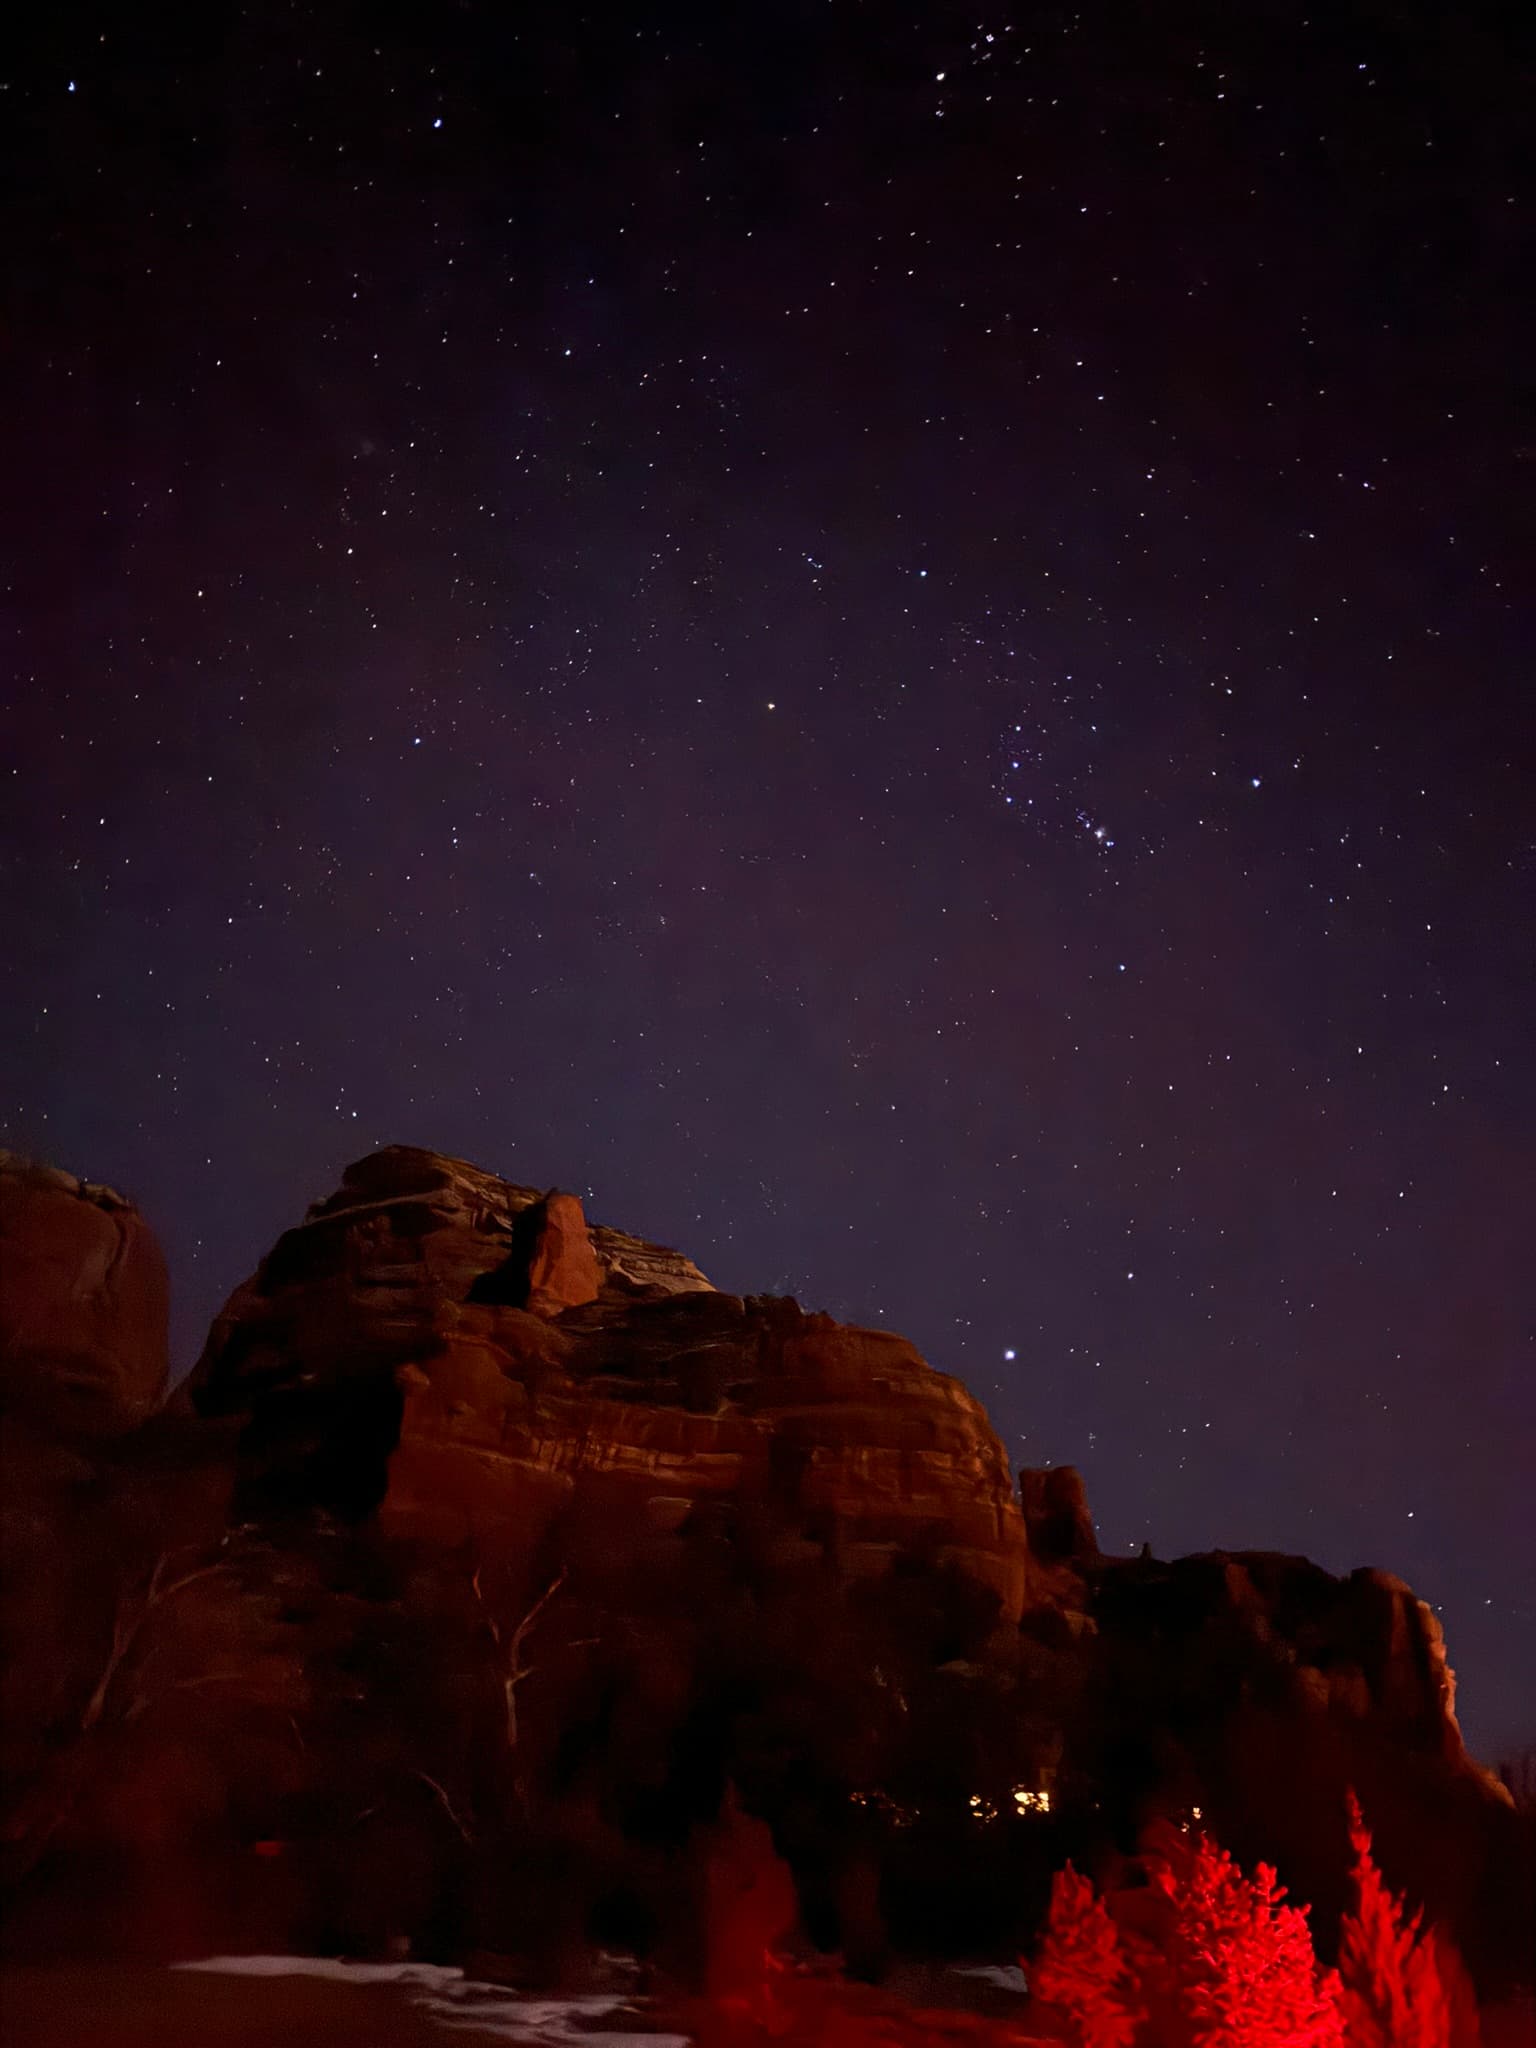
[1003,1348,1016,1362]
[432,116,443,129]
[1250,776,1261,788]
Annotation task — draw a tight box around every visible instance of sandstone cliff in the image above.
[184,1146,1032,1618]
[0,1145,1524,1984]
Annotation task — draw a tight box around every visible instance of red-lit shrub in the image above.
[1030,1861,1144,2048]
[1336,1794,1481,2048]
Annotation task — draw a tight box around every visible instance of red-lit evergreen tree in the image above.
[1150,1833,1344,2048]
[1029,1861,1144,2048]
[1335,1794,1481,2048]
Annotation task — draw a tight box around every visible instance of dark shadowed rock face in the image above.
[1019,1466,1097,1562]
[0,1152,168,1436]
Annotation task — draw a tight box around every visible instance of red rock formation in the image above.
[187,1146,1032,1618]
[1020,1466,1098,1569]
[1,1142,1524,1987]
[1346,1568,1465,1759]
[1019,1464,1099,1614]
[0,1151,168,1436]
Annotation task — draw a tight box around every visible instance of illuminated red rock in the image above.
[523,1191,603,1316]
[187,1145,1032,1618]
[0,1151,169,1436]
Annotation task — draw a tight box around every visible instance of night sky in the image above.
[3,4,1531,1757]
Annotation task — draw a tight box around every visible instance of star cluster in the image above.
[2,2,1530,1755]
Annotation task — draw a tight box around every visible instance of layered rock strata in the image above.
[186,1146,1032,1616]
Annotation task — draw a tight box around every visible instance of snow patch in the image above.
[174,1956,691,2045]
[177,1956,462,1988]
[949,1962,1029,1995]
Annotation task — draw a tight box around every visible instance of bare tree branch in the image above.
[468,1562,569,1749]
[79,1552,238,1734]
[413,1770,475,1842]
